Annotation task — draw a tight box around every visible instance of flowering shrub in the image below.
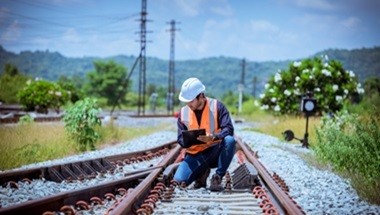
[17,78,70,113]
[258,56,364,115]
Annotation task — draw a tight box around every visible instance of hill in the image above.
[1,45,379,97]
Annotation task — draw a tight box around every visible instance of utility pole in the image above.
[238,58,246,114]
[137,0,151,115]
[166,20,180,115]
[252,76,257,98]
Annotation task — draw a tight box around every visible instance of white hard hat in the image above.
[178,77,206,102]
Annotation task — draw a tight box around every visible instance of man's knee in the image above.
[224,135,236,146]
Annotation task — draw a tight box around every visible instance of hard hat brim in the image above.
[178,92,195,103]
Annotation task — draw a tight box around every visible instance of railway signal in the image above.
[283,92,317,148]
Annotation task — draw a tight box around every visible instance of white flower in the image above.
[260,105,269,110]
[348,70,355,78]
[55,91,62,97]
[302,69,309,74]
[254,100,260,107]
[269,88,274,93]
[315,87,321,92]
[295,76,300,82]
[274,105,281,111]
[265,84,270,89]
[293,61,301,67]
[333,85,339,91]
[284,89,291,96]
[26,80,31,85]
[344,89,348,94]
[356,84,365,94]
[274,73,282,82]
[335,95,343,102]
[259,94,265,99]
[309,75,313,79]
[294,89,300,95]
[324,62,329,68]
[322,69,331,76]
[271,97,277,103]
[294,83,298,87]
[49,90,53,94]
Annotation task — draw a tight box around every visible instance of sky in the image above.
[1,0,380,61]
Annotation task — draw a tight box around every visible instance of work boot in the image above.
[193,168,210,189]
[209,173,223,191]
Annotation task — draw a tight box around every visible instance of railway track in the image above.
[0,137,305,215]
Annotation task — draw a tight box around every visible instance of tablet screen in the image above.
[182,129,206,147]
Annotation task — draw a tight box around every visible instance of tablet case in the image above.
[182,129,206,147]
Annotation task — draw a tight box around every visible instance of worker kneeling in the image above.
[173,77,236,191]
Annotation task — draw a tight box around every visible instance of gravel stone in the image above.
[1,117,379,214]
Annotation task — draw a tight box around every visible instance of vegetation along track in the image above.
[0,137,305,215]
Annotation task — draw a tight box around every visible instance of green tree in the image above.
[4,63,20,76]
[63,98,102,151]
[85,60,129,107]
[259,56,364,115]
[57,75,83,103]
[0,64,29,103]
[17,79,70,113]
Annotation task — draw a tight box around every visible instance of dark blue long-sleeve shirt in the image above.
[177,99,234,148]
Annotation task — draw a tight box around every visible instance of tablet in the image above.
[182,129,206,147]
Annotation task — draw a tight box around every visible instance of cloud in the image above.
[175,0,202,17]
[1,20,21,43]
[250,20,279,33]
[293,0,336,11]
[341,16,361,28]
[62,28,81,43]
[210,1,234,17]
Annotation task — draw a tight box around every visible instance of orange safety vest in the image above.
[180,97,221,154]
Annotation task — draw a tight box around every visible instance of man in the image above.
[173,77,236,191]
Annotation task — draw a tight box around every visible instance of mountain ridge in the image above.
[1,45,379,97]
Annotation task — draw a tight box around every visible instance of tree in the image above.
[57,75,83,103]
[85,60,129,107]
[0,64,29,104]
[259,56,365,115]
[4,63,20,76]
[17,79,70,113]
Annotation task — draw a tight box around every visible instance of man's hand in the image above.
[197,134,214,143]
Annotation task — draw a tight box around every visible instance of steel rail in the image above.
[0,141,176,185]
[235,136,305,215]
[109,144,182,215]
[0,169,154,215]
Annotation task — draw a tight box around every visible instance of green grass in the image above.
[0,120,171,171]
[236,108,320,146]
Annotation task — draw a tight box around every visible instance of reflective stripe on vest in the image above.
[180,98,220,154]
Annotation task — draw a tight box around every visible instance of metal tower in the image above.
[166,20,180,115]
[137,0,148,115]
[238,58,246,114]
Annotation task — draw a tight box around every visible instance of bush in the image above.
[259,56,364,115]
[17,79,70,113]
[314,110,380,203]
[63,98,102,151]
[18,114,34,125]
